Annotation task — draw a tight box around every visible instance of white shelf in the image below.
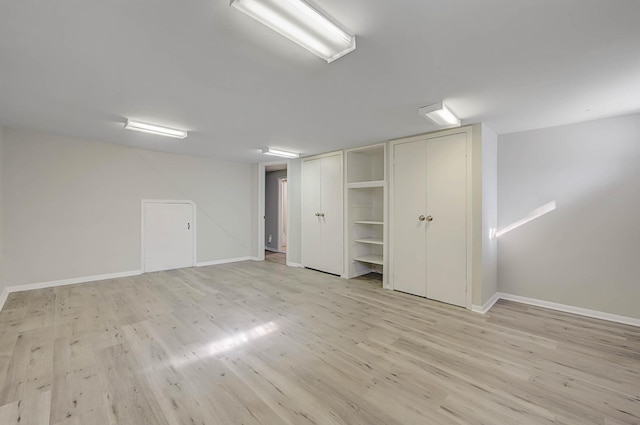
[355,238,383,245]
[353,220,383,225]
[354,255,384,266]
[346,180,384,189]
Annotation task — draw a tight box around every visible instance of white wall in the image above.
[498,113,640,319]
[286,159,302,266]
[481,125,498,304]
[0,126,4,294]
[470,124,499,307]
[2,128,254,287]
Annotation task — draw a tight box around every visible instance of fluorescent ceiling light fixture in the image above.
[262,147,299,158]
[125,120,188,139]
[231,0,356,63]
[418,102,461,128]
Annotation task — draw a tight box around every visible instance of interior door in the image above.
[425,133,467,306]
[392,140,428,296]
[144,202,194,272]
[319,153,343,275]
[302,158,323,271]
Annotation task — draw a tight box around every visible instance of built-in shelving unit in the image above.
[344,143,387,284]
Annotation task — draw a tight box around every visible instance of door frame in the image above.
[141,199,197,273]
[257,161,289,263]
[388,126,473,309]
[277,177,288,253]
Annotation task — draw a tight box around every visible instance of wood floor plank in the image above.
[0,258,639,424]
[95,343,170,425]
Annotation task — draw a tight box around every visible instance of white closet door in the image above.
[392,140,427,296]
[319,153,343,275]
[302,158,323,271]
[425,133,467,306]
[144,202,194,273]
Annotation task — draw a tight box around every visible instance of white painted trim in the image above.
[277,175,288,253]
[472,291,640,327]
[465,127,474,310]
[0,289,9,312]
[0,270,142,312]
[196,256,253,267]
[301,150,344,161]
[497,293,640,327]
[472,291,500,314]
[257,163,266,262]
[6,270,142,293]
[286,262,304,268]
[141,199,197,273]
[2,270,638,329]
[382,143,389,288]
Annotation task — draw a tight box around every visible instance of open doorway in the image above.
[278,177,288,253]
[263,163,287,264]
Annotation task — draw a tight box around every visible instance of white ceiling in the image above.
[1,0,639,162]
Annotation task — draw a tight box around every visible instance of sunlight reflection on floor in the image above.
[166,321,280,370]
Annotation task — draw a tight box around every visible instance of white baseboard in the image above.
[473,291,640,327]
[472,292,501,314]
[196,256,253,267]
[0,257,261,312]
[7,270,142,293]
[0,256,260,311]
[0,288,9,313]
[0,270,142,312]
[3,267,637,329]
[497,292,640,327]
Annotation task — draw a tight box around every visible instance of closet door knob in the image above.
[426,215,433,222]
[418,215,426,221]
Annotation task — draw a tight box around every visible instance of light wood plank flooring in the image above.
[0,260,638,425]
[264,251,286,265]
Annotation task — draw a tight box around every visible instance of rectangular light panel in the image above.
[231,0,356,63]
[125,120,188,139]
[418,102,461,128]
[262,147,299,158]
